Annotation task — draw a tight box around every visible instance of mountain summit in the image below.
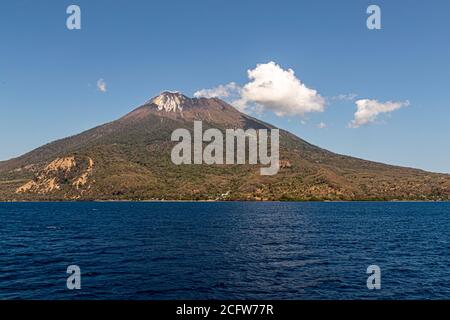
[0,93,449,201]
[128,91,244,125]
[148,91,188,112]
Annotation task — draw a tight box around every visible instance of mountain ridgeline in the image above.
[1,91,449,201]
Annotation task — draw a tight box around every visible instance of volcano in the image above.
[1,91,449,201]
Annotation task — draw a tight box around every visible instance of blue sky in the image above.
[1,0,449,173]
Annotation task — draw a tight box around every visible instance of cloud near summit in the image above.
[194,61,326,117]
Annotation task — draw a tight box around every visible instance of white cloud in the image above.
[193,82,240,99]
[194,61,326,117]
[349,99,410,128]
[317,122,327,129]
[97,78,107,93]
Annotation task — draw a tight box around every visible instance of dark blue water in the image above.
[0,202,449,299]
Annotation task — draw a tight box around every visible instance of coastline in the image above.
[1,199,449,203]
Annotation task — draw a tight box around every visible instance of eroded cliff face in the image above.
[16,156,94,198]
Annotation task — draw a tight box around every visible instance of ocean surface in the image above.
[0,202,449,300]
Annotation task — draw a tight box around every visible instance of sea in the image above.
[0,202,449,299]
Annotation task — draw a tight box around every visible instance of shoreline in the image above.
[0,199,449,203]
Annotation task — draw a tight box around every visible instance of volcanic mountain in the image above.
[1,91,449,201]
